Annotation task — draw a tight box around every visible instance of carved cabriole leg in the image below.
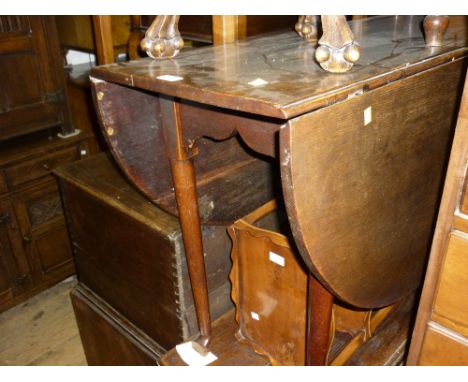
[295,16,319,42]
[159,96,211,347]
[140,15,184,59]
[306,275,334,365]
[424,16,450,47]
[315,15,361,73]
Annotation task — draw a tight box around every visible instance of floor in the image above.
[0,276,87,366]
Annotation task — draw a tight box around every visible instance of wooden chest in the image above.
[55,153,235,359]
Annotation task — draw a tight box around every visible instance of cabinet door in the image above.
[12,180,74,283]
[0,201,32,306]
[0,16,72,140]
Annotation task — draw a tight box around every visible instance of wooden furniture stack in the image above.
[89,15,468,365]
[0,16,97,312]
[56,152,273,365]
[407,69,468,365]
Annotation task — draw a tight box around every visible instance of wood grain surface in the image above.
[280,59,466,308]
[91,16,468,119]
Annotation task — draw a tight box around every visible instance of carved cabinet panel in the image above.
[12,179,73,284]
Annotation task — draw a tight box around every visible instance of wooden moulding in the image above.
[228,200,397,366]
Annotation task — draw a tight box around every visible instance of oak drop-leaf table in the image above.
[90,15,468,365]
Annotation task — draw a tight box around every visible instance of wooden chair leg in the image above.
[295,16,319,42]
[140,15,184,59]
[423,16,450,47]
[306,274,334,365]
[315,15,360,73]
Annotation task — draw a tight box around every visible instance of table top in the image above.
[91,16,468,119]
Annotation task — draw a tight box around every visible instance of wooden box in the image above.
[55,153,235,354]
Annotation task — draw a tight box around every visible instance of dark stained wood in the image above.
[295,16,318,42]
[159,96,211,344]
[91,80,279,224]
[90,15,468,364]
[407,71,468,364]
[92,16,115,65]
[91,16,468,120]
[55,16,131,57]
[0,16,74,140]
[212,16,246,45]
[71,284,162,365]
[345,295,415,365]
[139,16,297,46]
[161,301,411,366]
[0,130,96,313]
[55,153,234,350]
[280,59,466,308]
[315,16,360,73]
[160,309,270,366]
[307,275,334,365]
[424,16,450,47]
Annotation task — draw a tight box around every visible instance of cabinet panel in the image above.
[419,325,468,365]
[0,16,72,141]
[0,200,32,306]
[0,53,43,110]
[433,232,468,336]
[35,225,73,275]
[12,180,74,283]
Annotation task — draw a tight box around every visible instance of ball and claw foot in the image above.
[295,16,319,42]
[140,15,184,60]
[315,16,361,73]
[140,35,184,59]
[315,42,361,73]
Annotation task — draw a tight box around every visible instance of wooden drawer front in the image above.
[433,233,468,336]
[419,324,468,365]
[71,285,163,365]
[4,146,79,190]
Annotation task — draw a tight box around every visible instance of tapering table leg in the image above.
[306,274,334,365]
[160,96,211,347]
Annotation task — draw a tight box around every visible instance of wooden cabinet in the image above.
[0,14,100,313]
[408,69,468,365]
[0,131,97,312]
[0,16,73,141]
